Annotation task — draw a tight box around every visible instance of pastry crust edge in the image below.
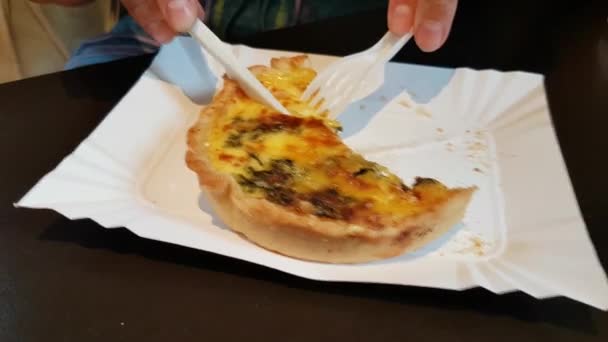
[185,56,476,264]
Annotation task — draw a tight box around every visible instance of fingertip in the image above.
[412,0,457,52]
[415,20,444,52]
[196,1,206,20]
[388,4,413,36]
[164,0,197,32]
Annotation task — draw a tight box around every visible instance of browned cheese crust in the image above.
[186,56,476,263]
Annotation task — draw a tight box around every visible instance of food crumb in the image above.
[456,236,488,256]
[473,167,483,173]
[359,104,366,110]
[467,141,486,152]
[436,128,444,134]
[397,100,411,108]
[440,231,490,257]
[120,322,125,326]
[499,152,518,158]
[415,106,432,118]
[471,236,486,256]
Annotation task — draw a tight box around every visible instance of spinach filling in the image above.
[237,157,356,220]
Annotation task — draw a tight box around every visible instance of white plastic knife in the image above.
[188,19,290,114]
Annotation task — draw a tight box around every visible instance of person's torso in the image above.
[204,0,386,40]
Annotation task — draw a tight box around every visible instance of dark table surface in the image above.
[2,1,608,341]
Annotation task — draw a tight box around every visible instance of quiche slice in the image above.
[186,55,476,264]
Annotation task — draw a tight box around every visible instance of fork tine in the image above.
[316,100,329,114]
[302,64,339,100]
[309,92,325,108]
[301,79,321,100]
[327,103,348,119]
[314,84,342,112]
[313,75,359,115]
[325,82,362,116]
[309,82,337,110]
[302,73,333,101]
[330,75,354,97]
[321,94,346,116]
[304,70,346,106]
[302,30,413,116]
[301,55,358,101]
[326,74,358,105]
[304,88,321,105]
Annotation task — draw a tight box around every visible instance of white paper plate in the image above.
[17,38,608,310]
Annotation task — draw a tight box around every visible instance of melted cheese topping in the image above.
[207,60,451,228]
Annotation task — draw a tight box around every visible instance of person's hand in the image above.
[29,0,95,6]
[388,0,458,52]
[122,0,204,43]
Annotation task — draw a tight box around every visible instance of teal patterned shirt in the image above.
[66,0,385,69]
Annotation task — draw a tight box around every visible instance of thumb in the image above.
[158,0,199,32]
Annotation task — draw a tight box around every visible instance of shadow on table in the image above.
[39,217,600,335]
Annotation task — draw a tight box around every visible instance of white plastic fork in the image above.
[301,31,413,118]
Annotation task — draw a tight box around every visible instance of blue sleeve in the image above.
[64,16,161,70]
